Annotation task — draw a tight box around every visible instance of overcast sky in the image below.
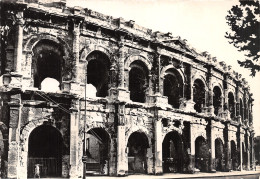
[66,0,260,136]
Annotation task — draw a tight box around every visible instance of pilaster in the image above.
[69,100,80,178]
[207,69,214,115]
[14,11,24,74]
[224,123,231,171]
[209,121,216,172]
[246,133,250,170]
[116,103,127,176]
[188,123,195,173]
[73,21,81,82]
[117,126,126,176]
[118,40,125,89]
[154,119,163,174]
[239,128,243,171]
[7,94,22,178]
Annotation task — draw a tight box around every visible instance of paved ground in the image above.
[84,171,260,179]
[28,166,260,179]
[28,170,260,179]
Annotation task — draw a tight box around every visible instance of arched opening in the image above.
[32,40,63,89]
[213,86,222,116]
[249,137,253,169]
[87,51,110,97]
[162,131,184,173]
[163,69,183,108]
[215,138,224,171]
[127,131,149,174]
[195,136,209,172]
[129,61,148,103]
[228,92,235,120]
[28,125,62,178]
[231,140,237,171]
[242,142,247,170]
[193,79,205,113]
[85,128,110,175]
[240,99,244,122]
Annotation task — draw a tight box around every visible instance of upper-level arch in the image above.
[160,65,186,84]
[228,92,235,120]
[31,39,65,89]
[86,51,111,97]
[24,33,70,57]
[80,44,114,63]
[213,85,222,116]
[161,66,184,108]
[193,79,206,113]
[125,54,152,71]
[192,74,208,90]
[128,60,149,103]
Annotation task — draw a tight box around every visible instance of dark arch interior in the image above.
[242,142,247,170]
[193,79,205,113]
[228,92,235,120]
[28,125,62,177]
[87,51,110,97]
[195,136,209,172]
[33,39,63,88]
[129,61,148,103]
[127,132,149,174]
[215,139,224,171]
[231,140,237,171]
[213,86,222,116]
[86,128,110,175]
[162,131,184,173]
[163,69,183,108]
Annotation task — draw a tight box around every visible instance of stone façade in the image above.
[0,0,255,178]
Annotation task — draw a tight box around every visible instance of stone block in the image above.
[109,88,130,102]
[179,98,196,113]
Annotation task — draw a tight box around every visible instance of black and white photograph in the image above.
[0,0,260,178]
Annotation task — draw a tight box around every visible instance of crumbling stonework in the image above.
[0,0,255,178]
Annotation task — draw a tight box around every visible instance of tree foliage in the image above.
[225,0,260,76]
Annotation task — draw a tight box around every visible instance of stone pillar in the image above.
[73,22,80,82]
[236,100,241,122]
[208,91,214,115]
[208,73,214,115]
[210,121,216,172]
[14,11,24,74]
[118,42,125,89]
[154,119,163,174]
[117,126,126,176]
[225,124,231,171]
[21,51,33,88]
[234,99,237,119]
[239,132,243,171]
[246,134,250,170]
[148,73,153,96]
[188,123,195,173]
[224,89,228,110]
[155,53,161,94]
[116,103,127,176]
[147,140,154,174]
[109,41,130,101]
[69,100,79,178]
[7,94,22,178]
[251,132,255,170]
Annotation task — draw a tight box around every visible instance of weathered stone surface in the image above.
[0,0,255,178]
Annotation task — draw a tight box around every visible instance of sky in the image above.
[66,0,260,136]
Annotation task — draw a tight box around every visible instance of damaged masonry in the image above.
[0,0,255,178]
